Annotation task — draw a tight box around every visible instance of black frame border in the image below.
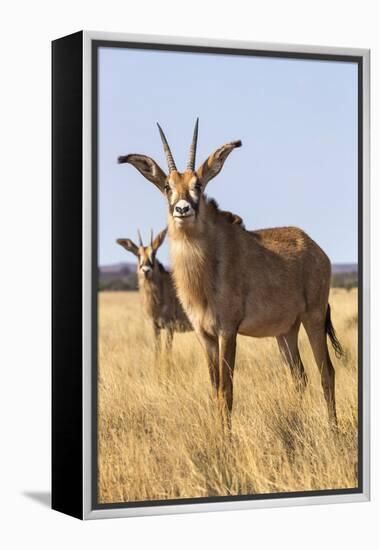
[91,39,364,511]
[52,31,84,519]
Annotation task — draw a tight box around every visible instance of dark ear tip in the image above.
[234,140,242,148]
[118,155,129,164]
[116,238,124,245]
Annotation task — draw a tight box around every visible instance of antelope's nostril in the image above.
[175,205,190,215]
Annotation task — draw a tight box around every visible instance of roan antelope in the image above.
[117,229,192,353]
[118,120,343,426]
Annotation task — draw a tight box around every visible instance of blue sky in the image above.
[98,47,358,266]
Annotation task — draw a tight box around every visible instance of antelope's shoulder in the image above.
[250,226,315,253]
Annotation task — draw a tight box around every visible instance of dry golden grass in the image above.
[98,288,358,504]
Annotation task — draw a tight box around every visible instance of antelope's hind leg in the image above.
[276,320,308,393]
[303,312,337,425]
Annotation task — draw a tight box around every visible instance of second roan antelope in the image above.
[117,229,192,353]
[118,119,343,426]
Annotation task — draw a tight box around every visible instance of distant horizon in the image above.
[99,259,358,270]
[98,47,358,266]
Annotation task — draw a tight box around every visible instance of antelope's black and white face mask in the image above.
[116,229,167,280]
[164,171,202,227]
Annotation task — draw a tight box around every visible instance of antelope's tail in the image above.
[325,303,344,359]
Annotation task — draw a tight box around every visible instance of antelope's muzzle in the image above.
[173,199,195,220]
[141,265,153,277]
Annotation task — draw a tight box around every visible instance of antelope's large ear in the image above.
[116,238,139,257]
[151,228,167,251]
[196,141,242,187]
[118,154,167,192]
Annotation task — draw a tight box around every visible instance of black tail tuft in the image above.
[325,303,344,359]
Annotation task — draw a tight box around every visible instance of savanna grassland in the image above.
[98,288,358,504]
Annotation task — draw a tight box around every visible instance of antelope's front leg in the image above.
[196,330,219,398]
[218,330,237,425]
[165,327,174,353]
[153,324,161,357]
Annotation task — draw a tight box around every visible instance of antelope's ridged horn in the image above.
[187,117,199,171]
[150,229,154,247]
[137,229,143,247]
[157,123,177,173]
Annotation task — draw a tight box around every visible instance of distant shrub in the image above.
[331,272,358,290]
[99,274,138,291]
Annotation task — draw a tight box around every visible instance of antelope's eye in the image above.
[164,183,171,193]
[194,181,202,191]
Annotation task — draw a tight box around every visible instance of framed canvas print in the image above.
[52,31,370,519]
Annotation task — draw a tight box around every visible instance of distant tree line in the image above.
[98,270,357,291]
[99,273,138,291]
